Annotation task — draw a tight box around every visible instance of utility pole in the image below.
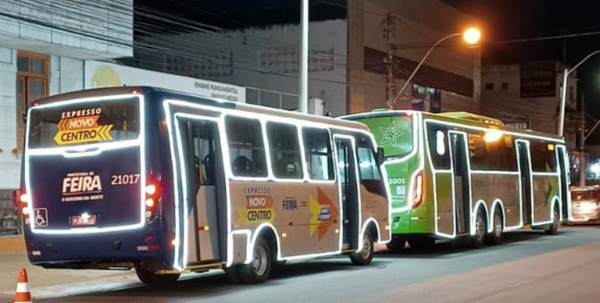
[384,13,396,109]
[298,0,309,113]
[580,93,586,187]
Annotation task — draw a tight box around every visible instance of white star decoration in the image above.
[380,121,404,147]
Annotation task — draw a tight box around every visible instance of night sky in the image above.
[443,0,600,142]
[138,0,600,140]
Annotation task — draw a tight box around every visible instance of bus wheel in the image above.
[486,210,503,245]
[135,269,180,285]
[545,205,560,235]
[471,210,487,248]
[350,231,374,266]
[224,266,241,284]
[238,238,272,284]
[386,238,406,252]
[407,237,435,250]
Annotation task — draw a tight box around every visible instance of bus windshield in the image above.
[27,97,140,149]
[357,114,413,159]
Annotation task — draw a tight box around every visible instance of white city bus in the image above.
[20,87,391,284]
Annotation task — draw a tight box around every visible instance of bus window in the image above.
[266,122,303,179]
[358,147,382,181]
[191,123,217,185]
[225,116,268,177]
[469,131,518,171]
[302,128,334,181]
[357,146,386,197]
[426,124,451,170]
[28,97,140,148]
[356,115,413,160]
[530,140,557,173]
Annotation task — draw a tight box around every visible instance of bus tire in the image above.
[350,231,374,266]
[545,204,560,235]
[238,238,272,284]
[486,208,503,245]
[386,238,406,252]
[224,266,242,284]
[135,269,180,285]
[471,209,487,248]
[407,237,435,250]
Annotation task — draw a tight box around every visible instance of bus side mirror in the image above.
[22,113,27,124]
[376,147,385,166]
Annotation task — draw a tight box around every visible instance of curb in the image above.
[0,235,26,254]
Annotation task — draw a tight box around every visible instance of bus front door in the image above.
[449,132,471,235]
[517,140,533,225]
[335,136,360,250]
[556,145,570,221]
[179,119,226,264]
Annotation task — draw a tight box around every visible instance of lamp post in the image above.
[557,50,600,137]
[387,28,481,110]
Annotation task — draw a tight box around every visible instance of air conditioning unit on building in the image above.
[308,97,325,116]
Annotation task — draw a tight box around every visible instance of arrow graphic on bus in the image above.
[237,195,276,225]
[58,115,101,131]
[309,188,339,241]
[54,116,113,146]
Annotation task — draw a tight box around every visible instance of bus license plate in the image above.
[71,214,97,227]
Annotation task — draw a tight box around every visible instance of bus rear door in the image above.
[177,118,226,264]
[449,131,471,235]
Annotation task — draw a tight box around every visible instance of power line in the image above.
[493,30,600,45]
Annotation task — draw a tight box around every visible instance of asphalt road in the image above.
[23,225,600,303]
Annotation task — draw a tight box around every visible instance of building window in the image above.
[485,83,494,90]
[501,82,509,90]
[16,51,48,151]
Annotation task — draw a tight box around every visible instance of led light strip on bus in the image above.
[164,99,391,271]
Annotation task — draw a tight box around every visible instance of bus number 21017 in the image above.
[111,174,141,186]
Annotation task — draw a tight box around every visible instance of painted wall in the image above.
[130,20,347,116]
[0,0,133,60]
[0,52,87,190]
[84,61,246,102]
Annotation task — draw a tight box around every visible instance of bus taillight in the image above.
[14,190,30,222]
[13,190,28,205]
[411,171,424,209]
[145,179,161,221]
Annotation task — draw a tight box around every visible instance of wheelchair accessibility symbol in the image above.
[34,208,48,227]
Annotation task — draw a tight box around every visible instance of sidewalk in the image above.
[0,252,138,302]
[0,240,389,302]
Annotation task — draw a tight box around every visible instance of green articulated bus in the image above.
[341,110,572,250]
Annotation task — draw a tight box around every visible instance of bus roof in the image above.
[31,86,370,132]
[341,109,564,142]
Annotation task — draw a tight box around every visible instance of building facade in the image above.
[0,0,133,236]
[347,0,481,114]
[480,61,578,148]
[122,0,481,117]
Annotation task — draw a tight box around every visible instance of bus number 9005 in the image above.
[111,174,141,186]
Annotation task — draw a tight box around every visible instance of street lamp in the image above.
[387,27,481,110]
[557,50,600,137]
